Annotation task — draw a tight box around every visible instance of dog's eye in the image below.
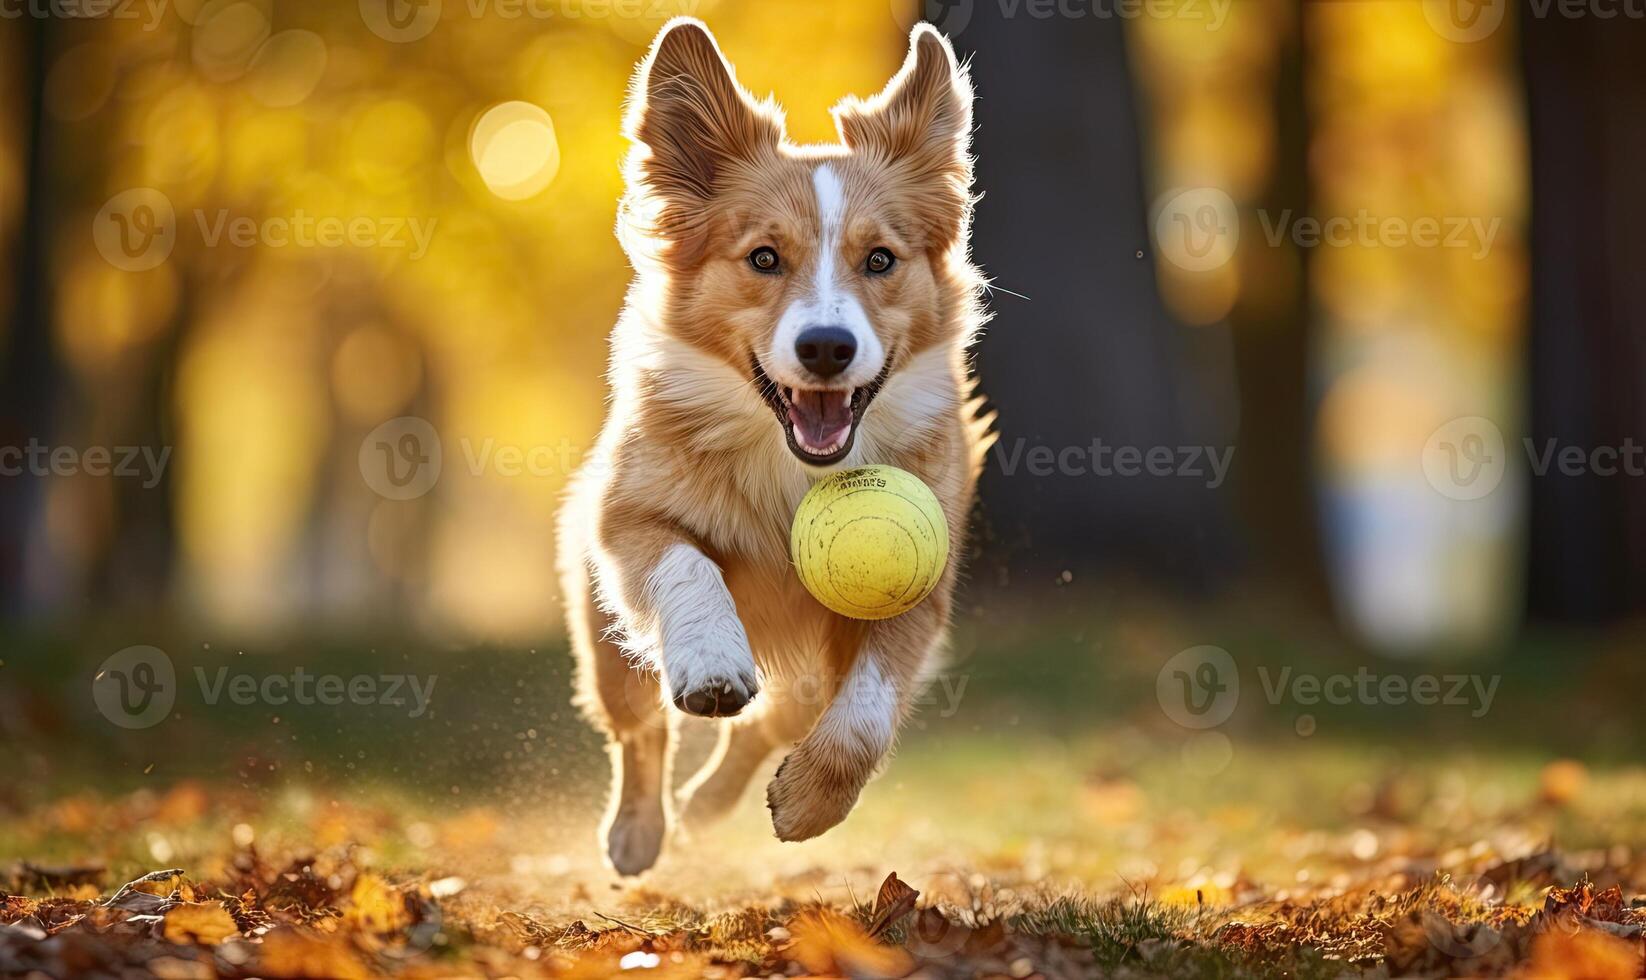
[748,247,780,274]
[866,248,896,275]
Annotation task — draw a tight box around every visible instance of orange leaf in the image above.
[344,873,410,934]
[255,927,370,980]
[163,901,239,945]
[790,909,913,979]
[1521,926,1641,980]
[866,872,920,939]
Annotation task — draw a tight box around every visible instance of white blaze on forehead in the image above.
[812,163,847,293]
[767,163,885,388]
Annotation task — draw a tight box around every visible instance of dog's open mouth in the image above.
[751,357,890,465]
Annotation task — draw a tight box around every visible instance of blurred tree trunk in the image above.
[959,10,1241,598]
[0,19,60,616]
[1226,11,1323,605]
[1521,12,1646,622]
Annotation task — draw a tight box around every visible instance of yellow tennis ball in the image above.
[790,465,950,620]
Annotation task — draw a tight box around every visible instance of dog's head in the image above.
[620,18,978,466]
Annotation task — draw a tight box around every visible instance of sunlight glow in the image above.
[470,102,560,202]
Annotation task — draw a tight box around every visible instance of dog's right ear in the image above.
[624,19,783,209]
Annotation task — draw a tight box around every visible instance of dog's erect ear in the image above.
[624,18,782,208]
[834,25,974,244]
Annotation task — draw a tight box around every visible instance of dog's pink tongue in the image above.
[788,389,852,454]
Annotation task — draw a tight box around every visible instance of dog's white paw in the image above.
[601,805,665,876]
[649,544,761,717]
[663,616,760,718]
[765,744,863,842]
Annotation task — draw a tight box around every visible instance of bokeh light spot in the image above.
[470,102,560,202]
[247,29,330,108]
[191,0,272,83]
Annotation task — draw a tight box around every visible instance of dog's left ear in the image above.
[621,18,784,261]
[834,26,974,246]
[625,20,782,203]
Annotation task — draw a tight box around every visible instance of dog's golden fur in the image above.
[557,17,989,875]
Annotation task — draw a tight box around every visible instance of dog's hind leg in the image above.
[677,680,823,830]
[566,555,671,876]
[676,720,775,831]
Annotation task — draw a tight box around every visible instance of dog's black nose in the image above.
[794,327,856,378]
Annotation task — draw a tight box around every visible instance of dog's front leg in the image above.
[765,607,939,842]
[647,543,760,716]
[598,516,759,717]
